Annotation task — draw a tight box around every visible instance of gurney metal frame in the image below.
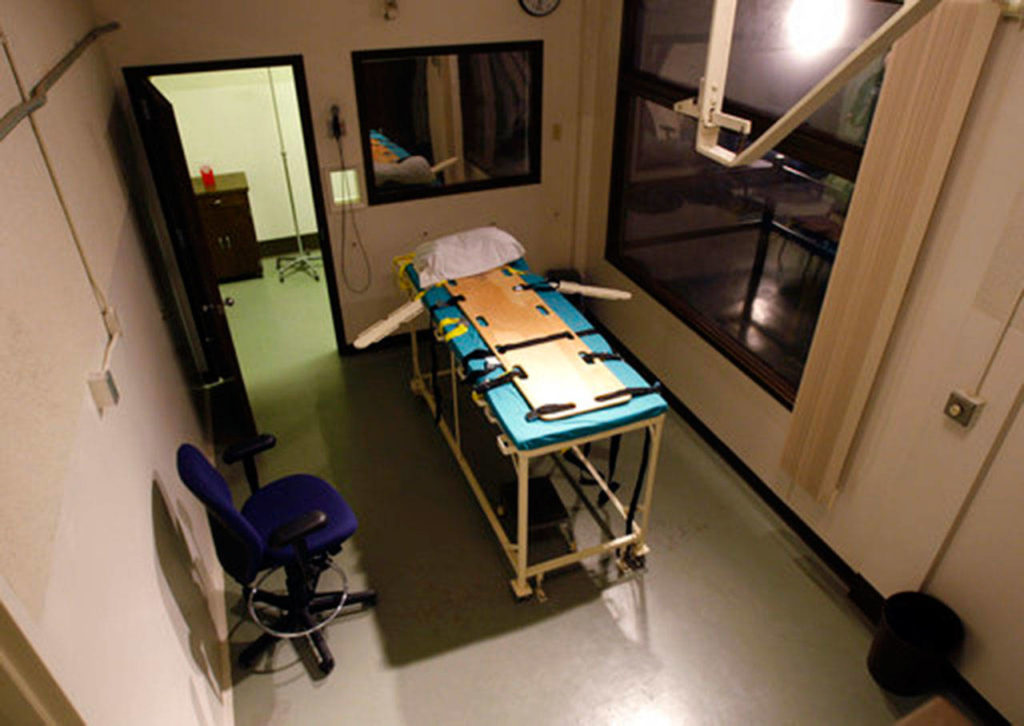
[407,327,666,600]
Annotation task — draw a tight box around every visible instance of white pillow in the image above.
[413,227,525,286]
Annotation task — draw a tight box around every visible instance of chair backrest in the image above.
[176,444,265,585]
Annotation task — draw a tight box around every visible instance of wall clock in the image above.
[519,0,560,17]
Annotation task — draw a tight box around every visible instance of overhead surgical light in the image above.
[673,0,943,167]
[787,0,848,58]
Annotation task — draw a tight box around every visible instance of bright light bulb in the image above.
[786,0,848,58]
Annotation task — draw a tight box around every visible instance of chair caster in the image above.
[307,632,335,675]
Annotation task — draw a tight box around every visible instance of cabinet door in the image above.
[196,203,237,280]
[218,205,261,279]
[196,192,261,280]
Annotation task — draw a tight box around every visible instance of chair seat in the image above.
[241,474,358,568]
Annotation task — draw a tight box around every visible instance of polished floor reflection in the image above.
[624,225,831,389]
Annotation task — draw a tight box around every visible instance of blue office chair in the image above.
[176,434,376,675]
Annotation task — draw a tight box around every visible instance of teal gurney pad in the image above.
[405,260,667,451]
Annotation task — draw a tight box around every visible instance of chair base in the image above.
[239,588,377,675]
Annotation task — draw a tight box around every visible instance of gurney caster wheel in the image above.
[509,578,533,602]
[616,547,646,573]
[623,550,646,571]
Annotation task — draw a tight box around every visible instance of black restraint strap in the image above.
[464,361,502,386]
[428,294,465,312]
[597,434,622,507]
[626,428,652,537]
[575,328,600,337]
[495,331,574,354]
[525,402,576,421]
[463,349,496,363]
[594,382,661,402]
[513,282,555,293]
[473,365,527,394]
[581,351,622,364]
[461,348,499,385]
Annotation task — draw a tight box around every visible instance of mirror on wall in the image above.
[352,41,542,205]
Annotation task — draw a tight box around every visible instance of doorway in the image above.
[124,56,344,444]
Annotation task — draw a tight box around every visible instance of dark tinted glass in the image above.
[615,97,852,391]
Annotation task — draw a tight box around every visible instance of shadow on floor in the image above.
[310,345,605,665]
[151,476,230,701]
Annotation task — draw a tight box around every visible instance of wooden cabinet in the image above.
[192,171,261,281]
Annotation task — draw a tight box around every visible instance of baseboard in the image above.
[258,233,320,258]
[944,669,1011,726]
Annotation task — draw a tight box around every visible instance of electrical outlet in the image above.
[943,389,984,428]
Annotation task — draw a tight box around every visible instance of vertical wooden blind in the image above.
[780,0,1002,505]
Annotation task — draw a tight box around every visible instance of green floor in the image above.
[218,257,931,725]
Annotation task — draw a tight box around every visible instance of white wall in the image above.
[90,0,587,342]
[0,0,230,724]
[152,67,318,242]
[790,21,1024,592]
[927,382,1024,723]
[578,3,1024,720]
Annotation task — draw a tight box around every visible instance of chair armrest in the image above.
[223,433,277,464]
[269,510,327,550]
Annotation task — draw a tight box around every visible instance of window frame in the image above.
[605,3,874,407]
[351,40,544,207]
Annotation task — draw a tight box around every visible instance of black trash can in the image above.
[867,591,964,696]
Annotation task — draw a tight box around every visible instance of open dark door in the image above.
[124,70,257,442]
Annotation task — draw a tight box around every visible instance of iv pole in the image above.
[268,67,320,282]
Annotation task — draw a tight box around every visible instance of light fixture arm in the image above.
[673,0,942,167]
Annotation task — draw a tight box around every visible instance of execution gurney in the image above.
[363,253,667,599]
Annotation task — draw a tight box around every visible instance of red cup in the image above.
[200,165,215,190]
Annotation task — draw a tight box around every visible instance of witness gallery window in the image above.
[606,0,898,405]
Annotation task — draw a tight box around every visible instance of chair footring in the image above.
[251,590,291,609]
[238,589,378,671]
